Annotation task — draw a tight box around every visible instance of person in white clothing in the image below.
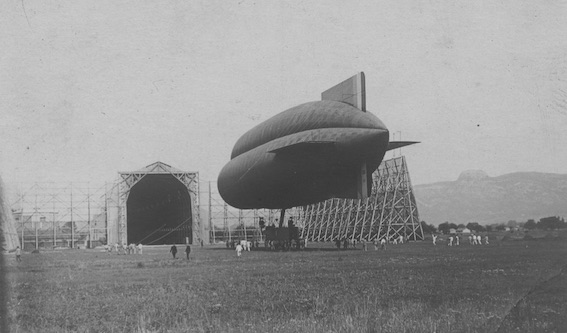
[235,244,243,257]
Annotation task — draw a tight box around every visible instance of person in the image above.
[343,238,348,250]
[15,246,21,262]
[374,238,379,251]
[472,235,478,245]
[170,244,178,259]
[448,236,454,246]
[114,243,119,254]
[380,238,386,250]
[484,235,489,245]
[432,234,438,245]
[137,243,143,254]
[200,240,204,248]
[455,235,460,246]
[185,245,191,260]
[362,240,367,251]
[235,243,243,257]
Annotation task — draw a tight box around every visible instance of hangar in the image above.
[106,162,202,246]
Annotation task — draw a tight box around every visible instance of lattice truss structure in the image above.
[111,162,201,245]
[201,181,302,243]
[301,156,423,242]
[9,182,107,250]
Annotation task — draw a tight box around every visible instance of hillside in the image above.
[413,170,567,225]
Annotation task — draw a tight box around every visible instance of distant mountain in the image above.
[413,170,567,225]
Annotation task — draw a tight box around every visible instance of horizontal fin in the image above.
[387,141,419,151]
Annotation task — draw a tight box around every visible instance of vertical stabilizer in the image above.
[321,72,366,111]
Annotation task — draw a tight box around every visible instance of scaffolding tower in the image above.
[301,156,423,242]
[10,182,107,250]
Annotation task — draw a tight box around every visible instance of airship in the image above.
[218,72,416,215]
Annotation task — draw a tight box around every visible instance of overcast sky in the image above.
[2,0,567,193]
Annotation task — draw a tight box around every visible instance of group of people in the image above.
[169,244,191,259]
[431,234,489,246]
[105,243,143,255]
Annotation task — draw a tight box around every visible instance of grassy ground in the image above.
[4,231,567,333]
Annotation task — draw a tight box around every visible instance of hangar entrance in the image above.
[113,162,200,246]
[127,174,192,244]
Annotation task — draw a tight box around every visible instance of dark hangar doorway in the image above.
[127,174,192,245]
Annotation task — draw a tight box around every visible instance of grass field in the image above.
[4,231,567,333]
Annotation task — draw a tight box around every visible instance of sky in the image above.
[2,0,567,195]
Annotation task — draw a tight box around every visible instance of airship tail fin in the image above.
[387,141,419,151]
[321,72,366,111]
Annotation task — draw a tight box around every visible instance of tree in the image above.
[438,222,450,234]
[495,224,506,231]
[524,219,537,230]
[467,222,486,233]
[538,216,566,230]
[420,221,436,234]
[507,220,518,228]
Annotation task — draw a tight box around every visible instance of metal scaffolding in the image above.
[200,180,303,244]
[10,182,107,250]
[301,156,423,242]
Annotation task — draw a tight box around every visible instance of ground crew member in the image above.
[235,243,243,257]
[15,246,21,262]
[170,244,178,259]
[185,245,191,260]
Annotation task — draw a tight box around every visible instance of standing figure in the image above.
[380,238,386,250]
[15,246,22,262]
[235,243,243,257]
[468,235,473,244]
[484,235,489,245]
[477,235,483,245]
[432,234,438,245]
[170,244,178,259]
[362,240,367,251]
[185,245,191,260]
[448,236,454,246]
[114,243,119,254]
[137,243,143,254]
[122,243,128,254]
[398,235,404,244]
[374,238,379,251]
[472,235,478,245]
[455,235,460,246]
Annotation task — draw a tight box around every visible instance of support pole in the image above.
[208,181,213,244]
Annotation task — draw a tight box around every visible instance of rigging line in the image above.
[146,218,191,245]
[137,224,166,244]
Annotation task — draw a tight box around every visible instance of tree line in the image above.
[421,216,566,234]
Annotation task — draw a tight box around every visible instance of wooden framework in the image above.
[300,156,423,242]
